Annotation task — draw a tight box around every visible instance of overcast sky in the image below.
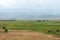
[0,0,60,19]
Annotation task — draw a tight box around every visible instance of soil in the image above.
[0,30,60,40]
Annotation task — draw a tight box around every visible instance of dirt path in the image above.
[0,30,60,40]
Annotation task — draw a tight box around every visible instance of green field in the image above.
[0,20,60,37]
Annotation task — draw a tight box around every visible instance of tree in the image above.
[37,20,41,22]
[43,20,45,22]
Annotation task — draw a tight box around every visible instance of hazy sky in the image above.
[0,0,60,19]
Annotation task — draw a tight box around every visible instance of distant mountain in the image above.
[15,14,60,20]
[38,14,60,20]
[0,13,60,20]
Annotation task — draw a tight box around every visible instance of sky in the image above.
[0,0,60,20]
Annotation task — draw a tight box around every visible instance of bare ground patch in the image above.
[0,30,60,40]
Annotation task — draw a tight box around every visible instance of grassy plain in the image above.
[0,20,60,37]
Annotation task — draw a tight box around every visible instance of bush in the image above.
[48,30,51,33]
[37,20,41,22]
[43,20,45,22]
[4,29,8,33]
[56,30,60,32]
[2,26,6,29]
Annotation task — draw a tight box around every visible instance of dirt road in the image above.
[0,30,60,40]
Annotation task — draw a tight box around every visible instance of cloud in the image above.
[0,0,16,8]
[0,0,60,19]
[0,0,59,9]
[0,0,40,9]
[16,0,40,9]
[0,0,60,14]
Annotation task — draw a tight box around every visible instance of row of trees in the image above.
[37,20,47,22]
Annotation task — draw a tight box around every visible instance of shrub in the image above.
[2,26,6,29]
[56,30,60,32]
[48,30,51,33]
[4,29,8,33]
[37,20,41,22]
[43,20,45,22]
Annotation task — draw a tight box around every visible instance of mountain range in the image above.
[0,13,60,20]
[8,14,60,20]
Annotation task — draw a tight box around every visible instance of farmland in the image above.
[0,20,60,40]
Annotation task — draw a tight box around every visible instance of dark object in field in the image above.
[48,30,51,33]
[2,26,6,29]
[43,20,45,22]
[37,20,41,22]
[56,30,60,32]
[4,29,8,33]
